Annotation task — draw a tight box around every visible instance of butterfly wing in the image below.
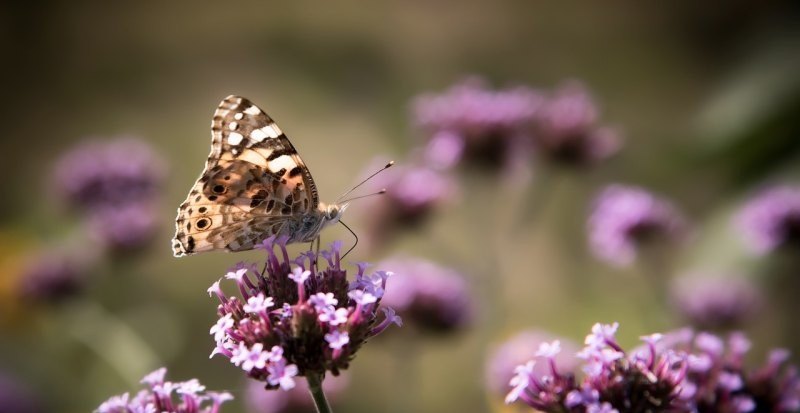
[172,95,320,257]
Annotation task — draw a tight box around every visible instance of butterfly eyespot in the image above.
[196,218,212,230]
[198,207,207,213]
[212,185,227,194]
[223,175,231,181]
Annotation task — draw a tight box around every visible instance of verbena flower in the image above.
[412,77,542,171]
[533,81,621,166]
[18,249,85,303]
[506,323,800,413]
[87,204,160,251]
[95,367,232,413]
[378,257,473,332]
[485,330,580,398]
[736,185,800,255]
[669,274,762,330]
[0,371,42,413]
[359,159,456,248]
[53,137,166,210]
[588,184,687,266]
[245,373,349,413]
[208,237,401,390]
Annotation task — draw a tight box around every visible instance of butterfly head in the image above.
[320,202,349,226]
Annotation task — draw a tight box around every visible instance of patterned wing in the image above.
[172,95,319,257]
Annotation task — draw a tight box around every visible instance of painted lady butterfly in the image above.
[172,95,350,257]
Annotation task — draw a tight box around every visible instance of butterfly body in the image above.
[172,95,345,257]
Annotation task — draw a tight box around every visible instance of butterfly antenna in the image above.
[339,220,358,259]
[336,161,394,203]
[339,189,387,204]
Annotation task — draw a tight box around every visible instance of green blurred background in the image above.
[1,1,800,412]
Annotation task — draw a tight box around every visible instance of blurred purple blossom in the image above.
[359,158,456,247]
[736,185,800,255]
[670,274,762,330]
[485,330,580,397]
[245,373,349,413]
[588,184,687,266]
[208,237,400,390]
[87,203,160,252]
[533,81,621,166]
[95,367,232,413]
[378,257,473,332]
[506,323,800,413]
[412,77,543,171]
[0,372,42,413]
[53,137,166,210]
[18,249,86,303]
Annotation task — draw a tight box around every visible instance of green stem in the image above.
[306,373,333,413]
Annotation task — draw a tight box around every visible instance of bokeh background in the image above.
[1,1,800,412]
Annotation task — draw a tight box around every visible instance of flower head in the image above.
[87,203,160,252]
[358,159,456,248]
[412,77,543,171]
[378,257,473,332]
[670,274,762,330]
[736,185,800,254]
[588,184,687,266]
[208,237,400,390]
[532,81,621,166]
[505,324,800,413]
[94,368,232,413]
[53,137,166,210]
[485,330,580,397]
[18,249,86,303]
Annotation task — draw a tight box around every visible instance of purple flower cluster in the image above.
[412,77,542,170]
[670,274,762,330]
[588,184,687,266]
[52,137,165,251]
[486,330,580,397]
[378,257,473,332]
[533,81,621,165]
[736,185,800,255]
[95,368,232,413]
[358,158,456,249]
[506,323,800,413]
[18,250,85,303]
[412,77,620,172]
[208,236,401,390]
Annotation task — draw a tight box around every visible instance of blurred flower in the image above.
[506,324,800,413]
[359,158,456,248]
[95,367,232,413]
[378,257,473,333]
[533,81,621,166]
[485,330,580,398]
[53,137,166,210]
[588,184,687,266]
[736,185,800,255]
[208,236,401,390]
[87,203,160,252]
[0,371,43,413]
[412,77,542,171]
[670,274,762,330]
[506,322,688,412]
[245,373,349,413]
[18,249,85,303]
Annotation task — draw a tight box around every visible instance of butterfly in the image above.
[172,95,350,257]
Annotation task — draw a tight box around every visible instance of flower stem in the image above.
[306,373,333,413]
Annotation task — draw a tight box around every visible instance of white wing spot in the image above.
[262,125,281,138]
[250,128,268,142]
[234,112,244,120]
[244,106,260,115]
[228,132,244,145]
[228,121,238,130]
